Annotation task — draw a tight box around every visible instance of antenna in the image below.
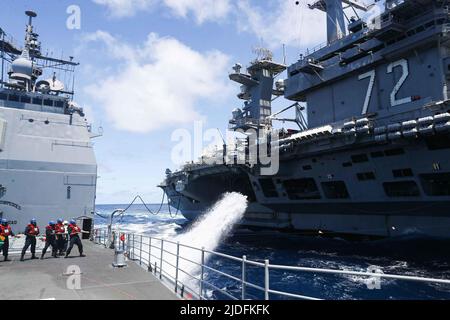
[25,10,37,25]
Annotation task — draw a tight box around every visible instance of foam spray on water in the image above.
[150,192,248,295]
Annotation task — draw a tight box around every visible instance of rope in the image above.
[93,190,181,222]
[94,212,109,219]
[167,197,181,219]
[121,194,163,216]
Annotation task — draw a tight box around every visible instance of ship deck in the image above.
[0,240,179,300]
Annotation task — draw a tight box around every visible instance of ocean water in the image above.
[95,202,450,300]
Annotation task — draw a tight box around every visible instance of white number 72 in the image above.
[358,58,411,114]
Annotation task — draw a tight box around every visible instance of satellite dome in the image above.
[11,56,33,77]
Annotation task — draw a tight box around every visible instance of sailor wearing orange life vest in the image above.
[55,218,66,256]
[0,219,15,261]
[65,219,86,258]
[20,218,40,261]
[41,221,58,259]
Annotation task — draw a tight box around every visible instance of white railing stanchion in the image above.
[139,234,143,265]
[242,255,247,300]
[148,237,152,270]
[175,241,180,292]
[199,247,205,300]
[264,260,270,301]
[160,239,164,280]
[132,234,135,260]
[126,233,130,257]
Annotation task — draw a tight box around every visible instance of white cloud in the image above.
[236,0,327,49]
[83,31,230,133]
[93,0,231,23]
[92,0,157,18]
[163,0,231,24]
[92,0,326,49]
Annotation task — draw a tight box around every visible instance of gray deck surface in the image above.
[0,241,179,300]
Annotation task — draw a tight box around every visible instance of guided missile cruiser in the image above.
[0,11,98,229]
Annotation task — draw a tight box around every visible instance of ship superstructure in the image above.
[161,0,450,238]
[0,11,98,228]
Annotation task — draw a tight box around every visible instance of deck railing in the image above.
[92,228,450,300]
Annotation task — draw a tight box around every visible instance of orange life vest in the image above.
[0,225,12,237]
[69,224,80,236]
[55,223,65,234]
[27,224,39,236]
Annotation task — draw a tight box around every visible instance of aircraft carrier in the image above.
[0,11,98,229]
[161,0,450,238]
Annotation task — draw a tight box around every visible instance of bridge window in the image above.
[0,93,7,100]
[384,148,405,156]
[383,181,420,197]
[282,178,321,200]
[370,151,385,158]
[420,173,450,196]
[321,181,350,199]
[426,136,450,150]
[357,172,376,181]
[8,94,19,102]
[20,96,31,103]
[351,154,369,163]
[342,162,352,167]
[32,97,42,105]
[43,99,53,107]
[259,179,278,198]
[55,100,64,108]
[302,165,312,171]
[393,168,413,178]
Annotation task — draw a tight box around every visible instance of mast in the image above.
[326,0,346,43]
[308,0,369,44]
[0,27,4,88]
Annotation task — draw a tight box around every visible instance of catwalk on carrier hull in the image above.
[0,11,98,229]
[161,0,450,238]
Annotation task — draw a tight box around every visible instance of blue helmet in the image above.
[30,218,37,225]
[57,218,63,223]
[1,219,7,225]
[70,219,76,225]
[49,221,55,226]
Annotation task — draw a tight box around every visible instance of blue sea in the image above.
[95,203,450,300]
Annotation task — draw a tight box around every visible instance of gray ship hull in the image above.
[0,106,97,229]
[163,134,450,238]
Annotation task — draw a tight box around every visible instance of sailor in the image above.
[41,221,58,259]
[65,219,86,258]
[0,219,15,261]
[20,218,40,261]
[55,218,65,256]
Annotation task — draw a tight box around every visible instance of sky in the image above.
[0,0,330,204]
